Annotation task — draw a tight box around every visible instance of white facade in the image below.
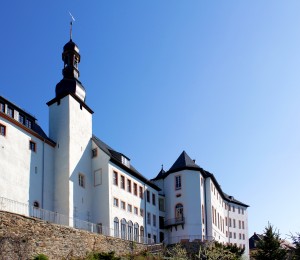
[0,38,249,257]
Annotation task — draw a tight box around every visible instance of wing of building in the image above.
[0,36,249,257]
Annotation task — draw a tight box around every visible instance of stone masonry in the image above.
[0,211,149,260]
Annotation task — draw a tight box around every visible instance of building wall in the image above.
[0,112,54,210]
[48,95,92,220]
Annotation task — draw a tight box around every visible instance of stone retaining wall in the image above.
[0,211,149,259]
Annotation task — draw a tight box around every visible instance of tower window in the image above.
[92,148,97,158]
[0,124,6,136]
[78,173,85,188]
[175,175,181,190]
[29,141,36,152]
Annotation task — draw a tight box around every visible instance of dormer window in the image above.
[25,118,32,129]
[122,156,130,167]
[0,102,5,113]
[7,107,14,118]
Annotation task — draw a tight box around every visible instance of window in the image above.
[79,174,85,188]
[243,234,245,240]
[122,156,130,167]
[140,208,144,217]
[134,207,138,215]
[238,207,241,214]
[113,171,118,186]
[152,193,156,205]
[175,175,181,190]
[153,235,157,243]
[114,217,119,238]
[113,198,119,207]
[139,186,144,199]
[175,204,184,220]
[147,212,151,225]
[239,220,241,229]
[0,124,6,136]
[25,118,32,129]
[229,218,232,227]
[134,183,137,196]
[140,226,144,242]
[94,169,102,186]
[29,141,36,152]
[153,214,156,227]
[128,221,133,241]
[7,107,14,118]
[128,204,132,213]
[202,204,205,224]
[121,219,127,240]
[230,232,232,238]
[146,190,150,203]
[242,221,245,229]
[33,201,39,208]
[159,198,165,212]
[121,201,126,210]
[121,175,125,189]
[234,232,236,239]
[239,233,242,239]
[127,179,132,193]
[232,206,235,212]
[233,219,236,228]
[134,223,139,242]
[92,148,97,158]
[19,114,25,124]
[0,102,4,113]
[225,217,228,226]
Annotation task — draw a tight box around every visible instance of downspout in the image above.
[41,139,45,208]
[204,177,208,240]
[144,183,147,243]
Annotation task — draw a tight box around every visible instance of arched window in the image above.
[128,221,133,241]
[114,217,119,238]
[140,226,144,243]
[175,203,184,220]
[121,218,127,240]
[134,223,139,242]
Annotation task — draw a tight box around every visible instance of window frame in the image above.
[78,173,85,188]
[113,171,118,186]
[175,175,182,190]
[0,123,6,136]
[29,140,36,152]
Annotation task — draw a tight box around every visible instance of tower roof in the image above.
[168,150,201,173]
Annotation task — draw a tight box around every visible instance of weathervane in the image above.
[68,11,75,40]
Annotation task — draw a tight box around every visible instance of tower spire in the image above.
[68,12,75,40]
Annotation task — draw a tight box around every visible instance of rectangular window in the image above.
[239,233,242,239]
[159,198,165,212]
[133,183,138,196]
[238,207,241,214]
[232,206,235,212]
[153,214,156,227]
[147,212,151,225]
[175,175,181,190]
[153,235,157,243]
[7,107,14,118]
[242,221,245,229]
[225,217,228,226]
[230,232,232,238]
[18,114,25,125]
[139,186,144,199]
[121,201,126,210]
[121,175,125,189]
[243,234,245,240]
[233,219,236,228]
[29,140,36,152]
[0,124,6,136]
[128,204,132,213]
[239,220,241,229]
[0,102,5,113]
[146,190,150,203]
[229,218,232,227]
[140,208,144,217]
[152,193,156,205]
[113,171,118,186]
[25,118,32,129]
[234,232,236,239]
[94,169,102,186]
[92,148,97,158]
[113,198,119,207]
[127,179,132,193]
[134,207,138,215]
[78,174,85,188]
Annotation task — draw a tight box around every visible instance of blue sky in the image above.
[1,1,300,239]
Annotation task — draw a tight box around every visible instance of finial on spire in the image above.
[161,164,164,170]
[68,11,75,40]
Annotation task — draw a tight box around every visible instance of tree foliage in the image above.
[252,223,286,260]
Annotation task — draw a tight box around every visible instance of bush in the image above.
[33,254,49,260]
[86,251,121,260]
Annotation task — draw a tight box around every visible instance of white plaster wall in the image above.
[91,145,111,227]
[0,116,54,210]
[164,170,203,242]
[49,95,92,221]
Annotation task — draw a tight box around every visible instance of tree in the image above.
[290,233,300,260]
[252,223,287,260]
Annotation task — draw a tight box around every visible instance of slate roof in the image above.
[153,150,249,207]
[92,135,160,191]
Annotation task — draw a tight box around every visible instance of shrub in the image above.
[33,254,49,260]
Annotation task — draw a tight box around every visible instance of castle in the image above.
[0,35,249,257]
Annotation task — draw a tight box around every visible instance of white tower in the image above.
[47,37,93,223]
